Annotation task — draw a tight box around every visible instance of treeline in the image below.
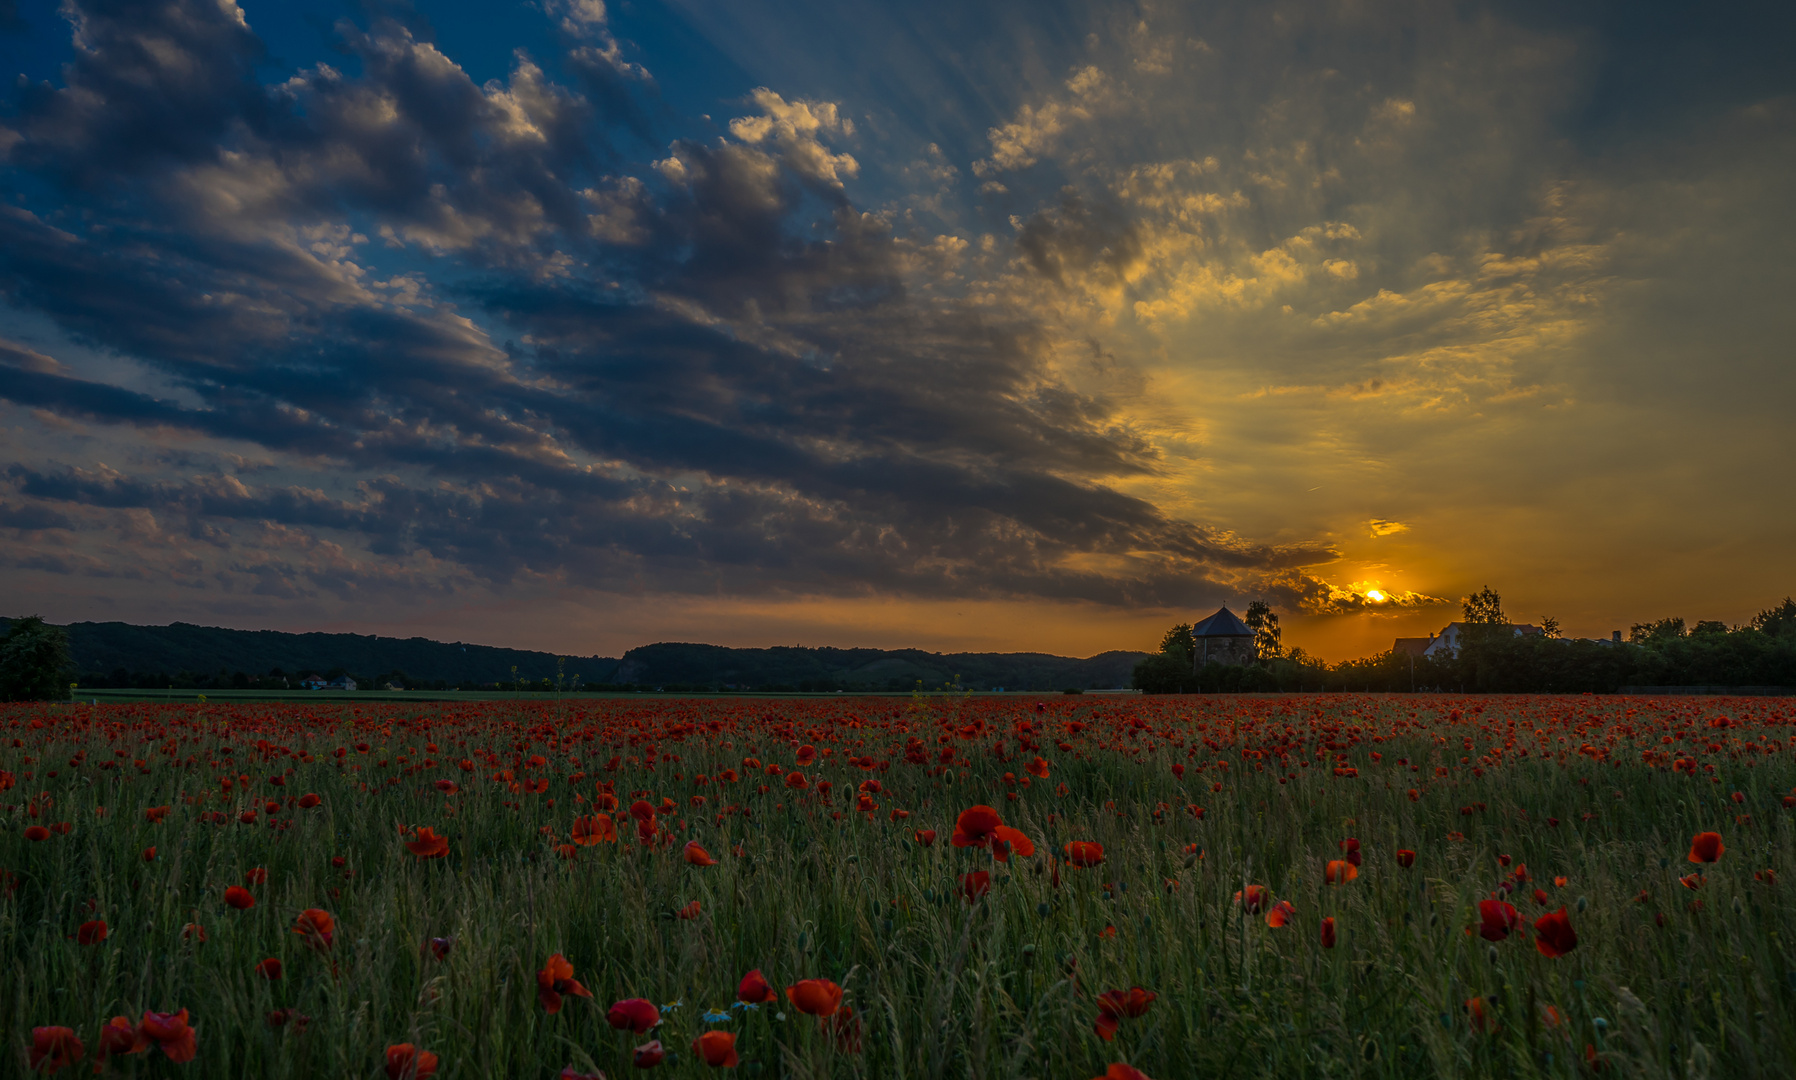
[1134,595,1796,694]
[0,615,1150,699]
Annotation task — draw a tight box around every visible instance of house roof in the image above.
[1192,605,1253,638]
[1392,637,1435,657]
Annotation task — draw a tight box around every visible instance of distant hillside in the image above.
[0,617,617,690]
[2,618,1145,692]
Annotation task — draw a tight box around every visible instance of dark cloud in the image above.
[0,1,1321,613]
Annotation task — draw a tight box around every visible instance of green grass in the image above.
[1,694,1792,1079]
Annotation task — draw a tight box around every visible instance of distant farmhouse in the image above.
[1394,623,1624,657]
[1192,605,1256,668]
[300,674,358,690]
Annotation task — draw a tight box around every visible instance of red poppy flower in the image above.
[683,841,718,866]
[630,799,657,822]
[292,908,335,950]
[1324,860,1358,884]
[1688,831,1724,864]
[537,954,593,1014]
[738,968,777,1004]
[224,886,255,910]
[572,814,617,845]
[256,958,283,980]
[913,829,936,847]
[1094,1066,1154,1080]
[1266,900,1296,928]
[1478,898,1520,942]
[25,825,49,841]
[786,978,844,1018]
[245,867,268,885]
[1235,885,1270,913]
[1064,840,1105,867]
[560,1068,604,1080]
[678,900,702,919]
[1680,873,1705,890]
[97,1016,144,1059]
[266,1008,311,1031]
[298,793,321,809]
[633,1040,666,1068]
[990,826,1035,862]
[145,806,171,823]
[1534,907,1578,958]
[784,771,810,790]
[30,1027,84,1073]
[951,805,1004,848]
[182,922,206,942]
[960,870,991,901]
[77,919,108,945]
[139,1009,196,1063]
[1339,838,1361,866]
[1320,916,1337,949]
[607,998,660,1033]
[1396,849,1416,868]
[1533,888,1550,906]
[434,780,459,794]
[796,744,818,766]
[1465,997,1496,1033]
[693,1030,738,1067]
[385,1043,439,1079]
[827,1005,863,1053]
[1094,987,1156,1041]
[1025,756,1051,779]
[406,826,450,859]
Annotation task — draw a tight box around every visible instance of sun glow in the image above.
[1365,589,1388,603]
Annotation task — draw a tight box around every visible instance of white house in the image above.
[327,676,358,691]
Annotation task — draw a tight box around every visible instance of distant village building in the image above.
[1192,605,1256,669]
[327,676,358,691]
[1392,622,1628,656]
[300,675,327,690]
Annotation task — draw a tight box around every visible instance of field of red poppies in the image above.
[3,693,1794,1079]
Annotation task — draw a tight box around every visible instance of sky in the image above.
[0,0,1790,662]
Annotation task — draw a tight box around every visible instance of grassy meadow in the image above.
[2,693,1793,1079]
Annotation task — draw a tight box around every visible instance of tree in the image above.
[1750,597,1796,638]
[1540,615,1561,639]
[1158,623,1195,666]
[0,615,73,701]
[1462,587,1506,626]
[1244,601,1282,663]
[1630,617,1685,646]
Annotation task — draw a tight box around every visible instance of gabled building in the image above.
[1191,605,1256,669]
[300,675,327,690]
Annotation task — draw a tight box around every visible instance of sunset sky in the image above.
[1,0,1790,661]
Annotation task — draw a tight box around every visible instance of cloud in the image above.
[3,0,1789,648]
[0,0,1330,617]
[1271,572,1450,617]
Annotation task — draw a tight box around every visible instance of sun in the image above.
[1365,589,1388,603]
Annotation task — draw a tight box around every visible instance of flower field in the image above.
[4,694,1795,1079]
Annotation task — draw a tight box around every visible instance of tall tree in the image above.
[1630,617,1686,645]
[1158,623,1195,664]
[1462,587,1506,626]
[1750,597,1796,638]
[0,615,73,701]
[1244,601,1282,663]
